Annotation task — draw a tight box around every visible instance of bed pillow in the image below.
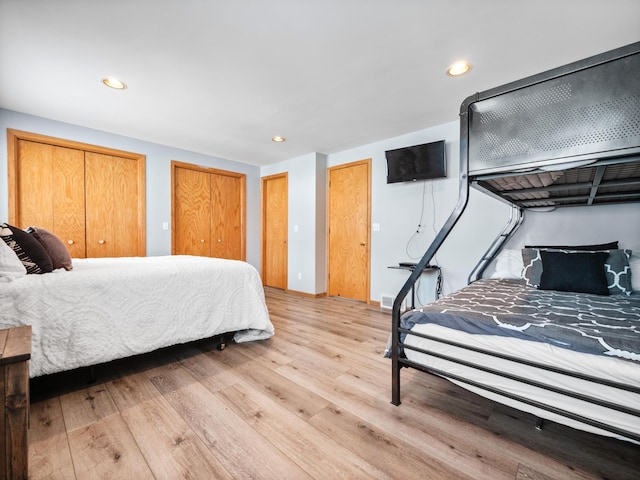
[524,241,618,250]
[522,247,632,295]
[631,254,640,292]
[0,237,27,281]
[522,248,544,287]
[539,251,609,295]
[27,226,73,270]
[603,249,633,295]
[490,249,523,279]
[0,223,53,274]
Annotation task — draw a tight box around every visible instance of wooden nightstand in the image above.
[1,325,32,480]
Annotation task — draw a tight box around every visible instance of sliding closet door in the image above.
[210,172,244,260]
[85,152,142,258]
[171,161,246,260]
[8,129,146,259]
[13,139,86,258]
[172,165,212,256]
[52,146,86,258]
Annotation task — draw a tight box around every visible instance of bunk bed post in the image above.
[467,204,524,284]
[391,101,474,405]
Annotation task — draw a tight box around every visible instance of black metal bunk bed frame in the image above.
[390,41,640,442]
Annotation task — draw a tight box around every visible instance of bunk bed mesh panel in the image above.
[467,51,640,177]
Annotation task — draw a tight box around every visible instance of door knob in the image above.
[98,239,105,244]
[200,239,205,243]
[217,239,222,243]
[67,240,74,245]
[360,242,366,246]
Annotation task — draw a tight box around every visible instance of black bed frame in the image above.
[390,41,640,442]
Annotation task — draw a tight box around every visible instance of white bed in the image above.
[0,255,274,377]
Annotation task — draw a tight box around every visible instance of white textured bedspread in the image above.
[0,255,274,377]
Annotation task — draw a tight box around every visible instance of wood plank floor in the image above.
[28,288,640,479]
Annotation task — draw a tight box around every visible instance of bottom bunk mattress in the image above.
[0,255,274,377]
[398,279,640,442]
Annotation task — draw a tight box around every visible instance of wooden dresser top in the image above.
[0,326,32,365]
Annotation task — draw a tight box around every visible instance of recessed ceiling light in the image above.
[272,136,286,143]
[446,61,472,77]
[102,77,127,89]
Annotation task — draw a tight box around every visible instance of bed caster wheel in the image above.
[535,417,544,431]
[217,341,226,351]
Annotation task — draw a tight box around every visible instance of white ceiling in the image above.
[1,0,639,167]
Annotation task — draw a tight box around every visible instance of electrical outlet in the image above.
[298,272,302,280]
[162,222,169,231]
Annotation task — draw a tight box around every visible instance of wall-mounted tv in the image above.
[385,140,446,184]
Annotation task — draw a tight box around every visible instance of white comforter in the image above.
[0,255,274,377]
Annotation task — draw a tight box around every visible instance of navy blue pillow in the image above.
[539,251,608,295]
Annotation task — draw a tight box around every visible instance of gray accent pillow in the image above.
[27,226,73,271]
[522,248,632,295]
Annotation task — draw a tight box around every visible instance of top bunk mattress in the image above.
[399,279,640,362]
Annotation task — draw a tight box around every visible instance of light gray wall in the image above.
[506,204,640,252]
[261,152,327,294]
[325,120,511,302]
[314,155,327,293]
[483,203,640,278]
[5,108,637,303]
[268,120,640,305]
[261,120,513,302]
[0,109,263,269]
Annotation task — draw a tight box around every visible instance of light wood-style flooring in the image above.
[28,288,640,479]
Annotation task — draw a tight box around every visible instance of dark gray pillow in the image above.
[603,249,633,295]
[0,223,53,274]
[525,241,618,250]
[522,248,544,288]
[522,248,632,295]
[539,251,609,295]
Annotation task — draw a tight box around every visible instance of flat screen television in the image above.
[385,140,446,184]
